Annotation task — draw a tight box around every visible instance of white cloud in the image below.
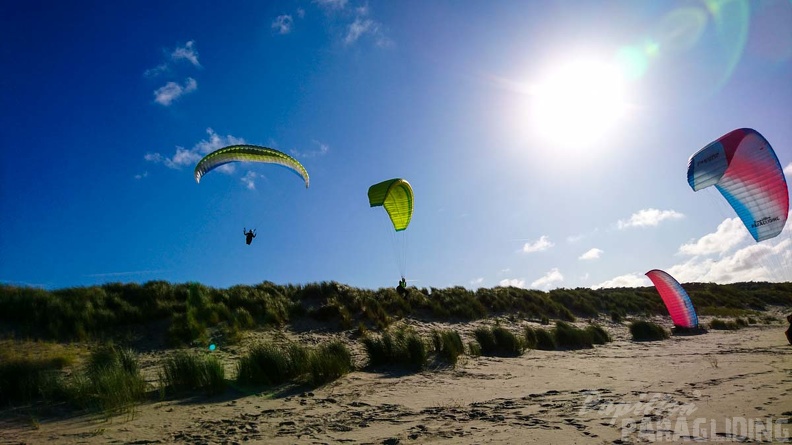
[677,217,748,256]
[470,277,484,287]
[171,40,201,67]
[597,211,792,286]
[241,171,258,190]
[617,208,684,229]
[592,273,649,289]
[146,128,246,173]
[272,15,294,34]
[153,77,197,106]
[499,278,526,288]
[579,248,603,260]
[522,235,554,253]
[145,41,200,78]
[345,17,377,44]
[144,63,169,78]
[297,8,305,18]
[567,233,585,243]
[784,162,792,177]
[530,268,564,289]
[134,171,148,180]
[291,140,329,158]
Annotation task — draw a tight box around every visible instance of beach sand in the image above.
[2,318,791,444]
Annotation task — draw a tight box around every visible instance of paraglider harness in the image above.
[396,277,408,297]
[244,228,257,245]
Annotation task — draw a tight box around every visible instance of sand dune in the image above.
[2,317,791,444]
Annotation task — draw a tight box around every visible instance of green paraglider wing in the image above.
[368,179,413,231]
[194,144,309,187]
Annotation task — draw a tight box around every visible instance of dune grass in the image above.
[69,345,148,416]
[2,281,790,347]
[552,321,594,350]
[362,327,429,370]
[473,325,524,357]
[160,350,226,396]
[709,318,743,330]
[236,339,354,388]
[629,321,670,341]
[432,329,465,366]
[308,340,354,386]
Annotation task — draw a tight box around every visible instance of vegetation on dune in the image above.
[473,325,525,357]
[432,329,465,366]
[160,350,226,396]
[629,321,670,341]
[236,339,354,388]
[709,318,747,331]
[363,327,429,370]
[2,280,788,345]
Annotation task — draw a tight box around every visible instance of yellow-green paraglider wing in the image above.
[194,144,309,187]
[368,178,413,231]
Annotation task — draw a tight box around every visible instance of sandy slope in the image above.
[2,319,791,445]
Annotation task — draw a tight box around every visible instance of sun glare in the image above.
[530,58,628,149]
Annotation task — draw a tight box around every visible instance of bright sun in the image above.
[530,58,628,148]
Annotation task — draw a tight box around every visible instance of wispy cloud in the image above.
[134,171,148,180]
[345,17,378,44]
[592,273,649,289]
[272,15,294,34]
[784,162,792,177]
[291,140,329,158]
[470,277,484,287]
[522,235,554,253]
[499,278,525,288]
[145,40,201,77]
[531,268,564,289]
[617,208,684,229]
[171,40,200,67]
[241,171,258,190]
[677,217,747,256]
[153,77,197,106]
[579,248,603,260]
[146,128,245,172]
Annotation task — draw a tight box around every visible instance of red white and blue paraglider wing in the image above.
[687,128,788,242]
[646,269,699,329]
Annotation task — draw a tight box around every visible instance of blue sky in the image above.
[1,0,791,291]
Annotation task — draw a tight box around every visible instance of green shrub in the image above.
[474,326,523,356]
[467,341,482,356]
[585,325,611,345]
[473,327,497,354]
[552,321,593,350]
[534,328,556,350]
[236,342,307,386]
[70,347,147,416]
[161,351,226,395]
[432,329,464,366]
[0,356,69,405]
[308,340,353,386]
[709,318,741,330]
[629,321,669,341]
[524,327,538,349]
[362,328,428,370]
